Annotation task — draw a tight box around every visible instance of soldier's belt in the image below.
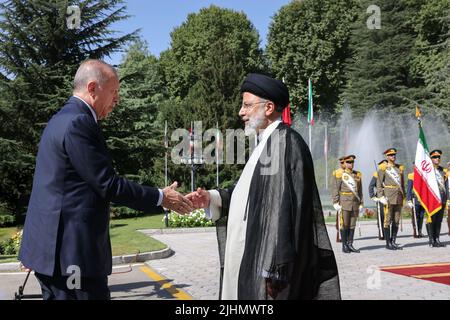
[340,192,353,195]
[385,185,399,189]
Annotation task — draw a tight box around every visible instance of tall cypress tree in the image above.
[340,0,426,117]
[0,0,137,222]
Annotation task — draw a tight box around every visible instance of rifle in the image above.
[336,208,342,242]
[373,160,383,238]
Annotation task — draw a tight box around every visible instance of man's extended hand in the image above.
[186,188,211,209]
[161,182,194,214]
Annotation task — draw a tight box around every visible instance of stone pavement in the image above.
[143,221,450,300]
[0,264,176,300]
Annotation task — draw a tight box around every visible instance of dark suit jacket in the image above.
[19,97,162,278]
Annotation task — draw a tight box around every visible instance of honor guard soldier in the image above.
[331,157,346,243]
[369,160,388,240]
[406,164,425,238]
[331,155,363,253]
[426,150,447,247]
[447,162,450,236]
[377,148,405,250]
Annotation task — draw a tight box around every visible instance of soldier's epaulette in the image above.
[335,170,343,179]
[373,171,378,178]
[399,164,405,173]
[355,171,362,178]
[408,173,414,180]
[379,163,387,171]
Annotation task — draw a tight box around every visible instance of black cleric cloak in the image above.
[215,122,341,300]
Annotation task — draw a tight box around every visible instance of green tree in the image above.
[267,0,357,116]
[102,39,166,188]
[0,0,137,222]
[410,0,450,121]
[158,5,265,190]
[340,0,426,117]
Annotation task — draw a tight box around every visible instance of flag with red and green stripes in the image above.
[413,122,441,217]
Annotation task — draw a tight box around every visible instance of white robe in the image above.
[207,119,282,299]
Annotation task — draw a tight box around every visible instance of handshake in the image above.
[161,183,211,214]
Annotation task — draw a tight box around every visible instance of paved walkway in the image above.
[1,222,449,300]
[145,222,450,300]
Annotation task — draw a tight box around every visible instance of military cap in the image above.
[383,148,397,156]
[430,150,442,158]
[344,155,356,161]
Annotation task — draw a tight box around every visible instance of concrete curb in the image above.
[138,227,216,235]
[111,247,174,265]
[0,262,21,272]
[0,247,175,272]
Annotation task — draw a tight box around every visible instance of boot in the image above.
[341,229,351,253]
[417,215,425,238]
[434,223,446,247]
[347,229,360,253]
[426,224,438,247]
[391,225,403,250]
[384,228,396,250]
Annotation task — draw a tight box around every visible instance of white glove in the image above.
[359,205,364,211]
[379,197,388,205]
[407,201,413,209]
[333,203,342,211]
[371,197,379,202]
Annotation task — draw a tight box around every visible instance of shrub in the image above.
[1,230,22,255]
[0,214,15,227]
[110,206,143,219]
[165,209,214,228]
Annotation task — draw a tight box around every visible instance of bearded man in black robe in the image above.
[187,73,340,300]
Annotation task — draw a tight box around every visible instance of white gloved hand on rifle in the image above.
[371,197,379,202]
[407,200,414,209]
[333,203,342,211]
[379,197,388,205]
[358,205,364,217]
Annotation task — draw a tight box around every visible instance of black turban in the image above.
[241,73,290,112]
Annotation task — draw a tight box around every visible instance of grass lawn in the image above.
[0,214,168,262]
[0,227,19,243]
[109,214,168,256]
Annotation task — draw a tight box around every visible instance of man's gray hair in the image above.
[73,59,118,92]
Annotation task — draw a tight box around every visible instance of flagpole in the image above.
[164,120,169,227]
[309,124,312,151]
[325,123,328,190]
[216,122,219,188]
[164,121,168,187]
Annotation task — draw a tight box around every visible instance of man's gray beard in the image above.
[244,111,266,136]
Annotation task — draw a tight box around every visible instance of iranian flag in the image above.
[413,122,442,216]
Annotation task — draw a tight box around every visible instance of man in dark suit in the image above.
[18,59,193,300]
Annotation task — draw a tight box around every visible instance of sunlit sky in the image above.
[105,0,292,65]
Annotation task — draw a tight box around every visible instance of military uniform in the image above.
[447,165,450,236]
[331,157,346,243]
[426,150,448,247]
[377,148,405,250]
[331,155,363,253]
[406,172,425,238]
[368,160,387,240]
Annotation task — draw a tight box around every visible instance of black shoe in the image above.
[391,225,403,250]
[341,230,351,253]
[426,224,436,247]
[347,229,360,253]
[384,228,396,250]
[435,239,446,247]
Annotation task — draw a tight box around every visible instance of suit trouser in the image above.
[384,204,402,229]
[341,210,357,230]
[35,272,110,300]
